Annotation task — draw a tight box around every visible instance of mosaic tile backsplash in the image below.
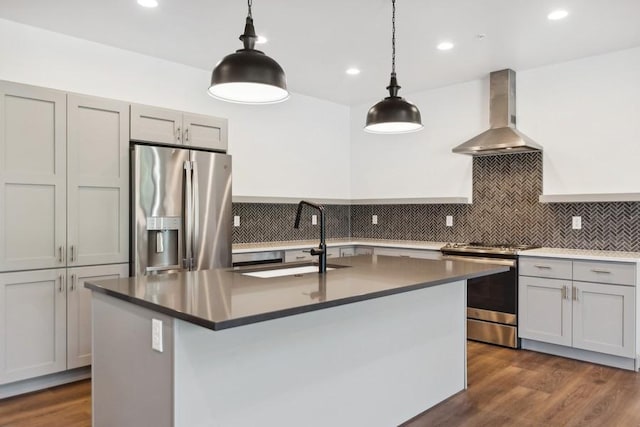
[232,203,350,243]
[233,152,640,251]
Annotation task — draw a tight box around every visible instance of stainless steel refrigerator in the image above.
[130,143,232,276]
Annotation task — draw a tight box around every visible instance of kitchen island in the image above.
[86,255,508,427]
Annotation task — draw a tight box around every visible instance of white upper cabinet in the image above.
[67,94,129,266]
[0,82,67,272]
[130,104,228,152]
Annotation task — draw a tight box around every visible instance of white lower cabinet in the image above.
[519,276,572,346]
[519,257,636,360]
[0,269,66,384]
[67,264,129,369]
[0,264,129,385]
[572,281,635,358]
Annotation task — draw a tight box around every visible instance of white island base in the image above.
[92,280,466,426]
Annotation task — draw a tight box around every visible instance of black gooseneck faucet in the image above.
[294,200,326,273]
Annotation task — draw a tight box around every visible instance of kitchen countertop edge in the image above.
[86,260,508,331]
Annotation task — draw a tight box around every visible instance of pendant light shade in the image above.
[208,1,289,104]
[364,0,422,134]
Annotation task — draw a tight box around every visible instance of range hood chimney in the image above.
[452,69,542,156]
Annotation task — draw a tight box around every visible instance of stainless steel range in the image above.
[441,242,539,348]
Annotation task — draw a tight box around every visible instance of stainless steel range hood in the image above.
[452,69,542,156]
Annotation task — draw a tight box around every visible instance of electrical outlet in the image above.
[312,214,317,225]
[572,216,582,230]
[152,318,163,352]
[446,215,453,227]
[372,214,378,225]
[233,215,240,227]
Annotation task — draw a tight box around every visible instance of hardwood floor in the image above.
[406,341,640,427]
[1,342,639,426]
[0,380,90,427]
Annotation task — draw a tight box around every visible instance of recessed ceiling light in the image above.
[547,9,569,20]
[256,35,268,44]
[346,68,361,75]
[437,41,455,51]
[137,0,158,8]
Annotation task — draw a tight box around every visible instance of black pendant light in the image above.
[365,0,423,133]
[208,0,289,104]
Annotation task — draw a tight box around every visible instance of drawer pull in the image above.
[295,256,305,260]
[534,265,551,269]
[590,269,611,274]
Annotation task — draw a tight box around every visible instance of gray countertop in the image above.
[86,255,508,331]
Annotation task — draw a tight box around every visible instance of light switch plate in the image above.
[233,215,240,227]
[152,318,163,352]
[572,216,582,230]
[372,215,378,225]
[312,214,318,225]
[446,215,453,227]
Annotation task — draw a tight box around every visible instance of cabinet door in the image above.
[67,264,129,369]
[0,82,67,272]
[518,276,572,346]
[572,281,635,358]
[130,104,182,145]
[0,269,66,384]
[183,113,227,152]
[67,95,129,266]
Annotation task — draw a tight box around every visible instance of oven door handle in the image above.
[441,255,516,267]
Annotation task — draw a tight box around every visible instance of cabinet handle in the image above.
[71,274,76,291]
[70,245,75,262]
[58,246,64,263]
[176,126,182,142]
[185,127,190,142]
[58,275,64,292]
[534,264,551,269]
[561,285,567,300]
[590,269,611,274]
[572,286,577,301]
[295,256,305,260]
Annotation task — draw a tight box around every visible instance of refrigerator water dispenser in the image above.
[146,216,181,272]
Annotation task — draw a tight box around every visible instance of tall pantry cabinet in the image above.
[0,81,129,385]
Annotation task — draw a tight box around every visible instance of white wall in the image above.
[518,47,640,195]
[351,46,640,199]
[0,19,351,199]
[350,80,484,200]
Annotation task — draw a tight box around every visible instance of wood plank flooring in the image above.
[0,380,90,427]
[406,341,640,426]
[0,342,639,426]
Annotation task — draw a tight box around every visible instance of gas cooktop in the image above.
[441,242,540,256]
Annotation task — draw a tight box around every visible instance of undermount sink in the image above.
[238,263,349,279]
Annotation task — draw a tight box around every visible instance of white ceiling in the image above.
[1,0,640,105]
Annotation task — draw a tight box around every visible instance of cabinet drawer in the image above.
[573,260,636,286]
[519,257,572,279]
[326,247,340,259]
[284,249,314,263]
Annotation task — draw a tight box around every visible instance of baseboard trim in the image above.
[0,367,91,399]
[521,339,636,371]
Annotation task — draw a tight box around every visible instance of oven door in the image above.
[443,255,519,348]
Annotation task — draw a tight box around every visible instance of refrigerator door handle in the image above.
[183,160,193,269]
[191,160,200,271]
